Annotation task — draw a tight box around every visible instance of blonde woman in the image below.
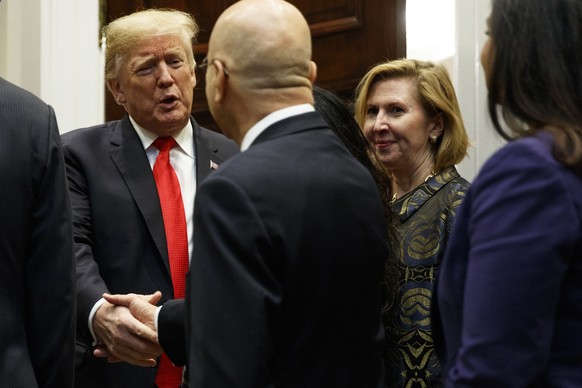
[354,58,470,387]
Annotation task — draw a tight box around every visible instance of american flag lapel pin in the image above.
[210,160,219,170]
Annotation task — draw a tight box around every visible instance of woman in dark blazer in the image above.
[434,0,582,386]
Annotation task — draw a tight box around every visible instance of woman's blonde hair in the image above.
[354,58,470,172]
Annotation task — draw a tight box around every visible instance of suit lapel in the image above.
[105,118,233,276]
[193,120,226,182]
[109,117,171,273]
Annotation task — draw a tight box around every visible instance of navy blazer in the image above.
[434,133,582,386]
[0,77,75,388]
[62,115,238,388]
[187,112,388,387]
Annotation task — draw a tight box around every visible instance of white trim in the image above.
[0,0,104,134]
[454,0,504,181]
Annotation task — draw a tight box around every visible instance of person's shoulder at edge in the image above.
[61,119,122,143]
[469,131,581,209]
[479,132,562,177]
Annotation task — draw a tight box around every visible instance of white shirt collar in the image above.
[240,104,314,151]
[130,116,194,157]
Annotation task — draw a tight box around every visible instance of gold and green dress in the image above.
[384,166,470,388]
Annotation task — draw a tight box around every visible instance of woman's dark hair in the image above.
[313,85,399,319]
[313,86,387,188]
[488,0,582,174]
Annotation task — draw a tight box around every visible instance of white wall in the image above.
[0,0,42,94]
[407,0,504,181]
[0,0,103,134]
[454,0,504,181]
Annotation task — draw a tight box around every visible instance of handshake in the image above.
[92,291,165,367]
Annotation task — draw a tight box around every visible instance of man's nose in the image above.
[157,64,174,87]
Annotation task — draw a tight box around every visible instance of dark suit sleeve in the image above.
[157,299,187,365]
[444,142,577,386]
[62,140,109,342]
[188,175,281,388]
[27,105,76,387]
[157,123,239,366]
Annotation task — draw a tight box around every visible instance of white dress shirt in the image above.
[240,104,315,151]
[88,117,196,341]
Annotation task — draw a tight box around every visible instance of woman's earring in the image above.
[430,135,438,144]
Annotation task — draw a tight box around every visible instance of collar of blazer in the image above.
[251,111,329,147]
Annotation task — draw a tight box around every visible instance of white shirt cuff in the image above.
[88,297,106,346]
[154,305,162,332]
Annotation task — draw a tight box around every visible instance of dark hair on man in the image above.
[487,0,582,174]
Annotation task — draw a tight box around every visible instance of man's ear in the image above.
[308,61,317,84]
[107,78,126,106]
[211,60,227,103]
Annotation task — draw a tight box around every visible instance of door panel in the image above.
[104,0,405,131]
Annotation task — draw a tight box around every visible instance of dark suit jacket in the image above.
[0,77,75,388]
[61,115,238,388]
[434,133,582,386]
[187,112,388,387]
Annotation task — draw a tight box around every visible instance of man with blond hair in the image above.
[62,8,237,388]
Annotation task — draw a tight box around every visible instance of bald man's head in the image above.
[209,0,314,90]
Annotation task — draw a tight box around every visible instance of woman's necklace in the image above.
[390,170,436,204]
[390,192,398,204]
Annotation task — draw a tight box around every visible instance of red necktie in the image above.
[152,137,188,388]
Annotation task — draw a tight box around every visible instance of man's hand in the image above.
[103,291,161,332]
[92,292,163,367]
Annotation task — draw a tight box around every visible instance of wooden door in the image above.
[103,0,406,131]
